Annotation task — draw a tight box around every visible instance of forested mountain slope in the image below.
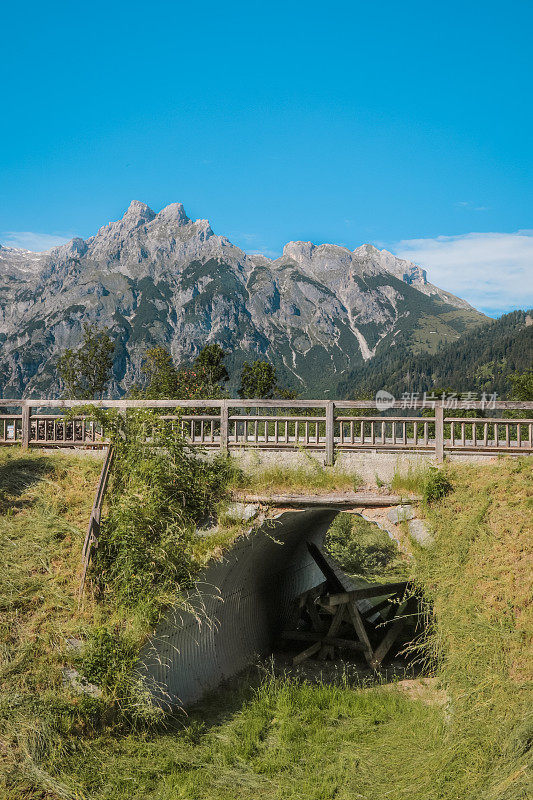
[337,309,532,398]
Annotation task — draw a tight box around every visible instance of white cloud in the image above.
[0,231,72,251]
[455,201,489,211]
[391,231,533,316]
[248,248,282,259]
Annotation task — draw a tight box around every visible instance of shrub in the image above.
[423,467,452,504]
[325,513,406,581]
[90,409,235,620]
[81,627,136,691]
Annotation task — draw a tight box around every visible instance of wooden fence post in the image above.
[118,405,127,442]
[435,404,444,463]
[220,400,229,453]
[21,403,31,449]
[325,401,334,466]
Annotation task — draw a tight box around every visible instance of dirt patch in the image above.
[268,650,425,688]
[388,677,448,706]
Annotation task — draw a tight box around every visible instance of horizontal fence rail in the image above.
[1,398,532,463]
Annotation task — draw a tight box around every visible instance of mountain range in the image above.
[0,201,486,397]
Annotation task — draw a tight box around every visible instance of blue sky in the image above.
[1,0,532,316]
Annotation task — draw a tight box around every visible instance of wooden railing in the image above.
[0,399,532,464]
[79,445,114,596]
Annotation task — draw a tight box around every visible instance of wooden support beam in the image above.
[307,595,325,634]
[346,600,374,666]
[320,604,345,659]
[220,400,229,452]
[361,597,395,619]
[370,598,417,669]
[282,631,365,650]
[2,397,530,410]
[21,404,31,449]
[325,400,334,466]
[306,541,347,593]
[435,404,444,463]
[320,581,409,606]
[293,640,322,665]
[233,493,411,508]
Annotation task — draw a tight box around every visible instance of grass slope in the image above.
[413,457,532,800]
[0,449,103,796]
[0,448,245,797]
[0,450,531,799]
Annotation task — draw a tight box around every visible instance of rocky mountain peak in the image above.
[0,199,483,397]
[88,200,156,252]
[56,237,88,259]
[0,244,46,276]
[155,202,190,226]
[281,241,354,269]
[355,243,380,257]
[282,241,315,264]
[124,200,157,224]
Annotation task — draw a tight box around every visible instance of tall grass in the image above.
[230,455,363,494]
[0,448,104,796]
[391,463,453,505]
[412,457,532,799]
[390,462,431,495]
[27,670,445,800]
[0,440,245,797]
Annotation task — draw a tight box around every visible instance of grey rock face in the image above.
[62,667,102,698]
[408,518,434,547]
[387,504,416,524]
[0,201,484,397]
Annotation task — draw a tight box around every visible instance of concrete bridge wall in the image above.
[225,447,509,484]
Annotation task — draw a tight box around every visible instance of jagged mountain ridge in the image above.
[0,201,485,397]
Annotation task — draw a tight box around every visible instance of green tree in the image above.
[57,323,115,399]
[238,360,278,398]
[238,359,297,399]
[138,346,180,399]
[193,343,229,386]
[508,370,533,401]
[136,346,225,400]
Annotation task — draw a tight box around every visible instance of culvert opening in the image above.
[139,507,423,709]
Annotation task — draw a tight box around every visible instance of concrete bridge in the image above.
[14,396,523,709]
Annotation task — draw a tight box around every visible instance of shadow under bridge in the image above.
[138,508,339,709]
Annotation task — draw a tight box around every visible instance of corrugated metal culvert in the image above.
[138,508,339,709]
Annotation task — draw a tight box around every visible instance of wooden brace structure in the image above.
[282,543,418,669]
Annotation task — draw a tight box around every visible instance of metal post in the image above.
[325,401,334,466]
[435,404,444,463]
[220,400,229,453]
[21,403,31,448]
